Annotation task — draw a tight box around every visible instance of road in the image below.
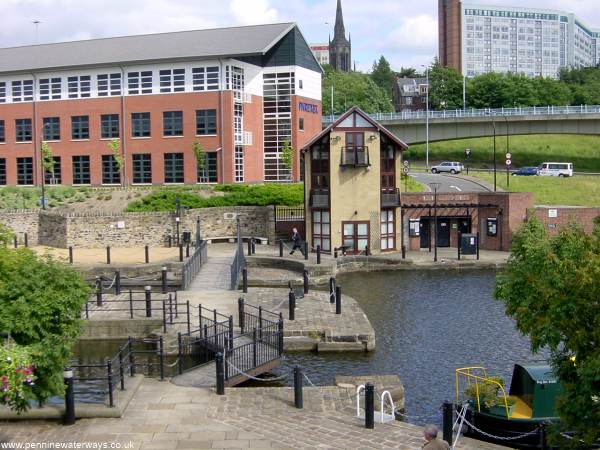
[410,172,491,193]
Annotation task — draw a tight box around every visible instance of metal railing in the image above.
[237,298,282,334]
[323,104,600,123]
[230,243,246,290]
[181,240,207,290]
[340,146,370,166]
[381,188,401,207]
[275,205,305,221]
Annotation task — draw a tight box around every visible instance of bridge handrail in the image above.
[322,104,600,123]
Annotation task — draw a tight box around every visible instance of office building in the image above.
[0,23,322,186]
[310,44,330,65]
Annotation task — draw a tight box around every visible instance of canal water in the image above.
[274,269,547,425]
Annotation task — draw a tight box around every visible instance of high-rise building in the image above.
[0,23,323,186]
[329,0,352,72]
[310,44,330,66]
[439,0,600,78]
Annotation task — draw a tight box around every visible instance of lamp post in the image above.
[175,195,181,245]
[421,64,430,169]
[502,115,510,189]
[429,182,440,262]
[487,113,497,192]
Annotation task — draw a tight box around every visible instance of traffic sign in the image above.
[506,153,512,159]
[403,167,409,174]
[506,159,512,166]
[403,160,409,167]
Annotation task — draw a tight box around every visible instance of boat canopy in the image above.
[508,364,561,418]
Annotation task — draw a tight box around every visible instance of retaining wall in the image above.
[0,209,40,245]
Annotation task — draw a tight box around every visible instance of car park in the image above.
[431,162,464,174]
[512,167,538,176]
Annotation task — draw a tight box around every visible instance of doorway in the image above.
[437,218,451,247]
[419,218,430,249]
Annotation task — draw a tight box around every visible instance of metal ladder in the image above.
[355,384,396,424]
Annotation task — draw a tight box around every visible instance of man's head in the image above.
[292,227,298,233]
[423,424,439,441]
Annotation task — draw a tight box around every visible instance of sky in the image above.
[1,0,599,72]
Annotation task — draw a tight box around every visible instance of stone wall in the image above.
[38,212,67,247]
[0,210,40,245]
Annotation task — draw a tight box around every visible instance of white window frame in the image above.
[67,75,91,99]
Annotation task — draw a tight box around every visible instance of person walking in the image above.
[290,227,305,256]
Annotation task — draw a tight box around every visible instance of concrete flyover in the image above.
[323,105,600,144]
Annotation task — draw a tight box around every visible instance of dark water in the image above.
[273,270,547,425]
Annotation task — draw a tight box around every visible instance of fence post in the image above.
[242,268,248,293]
[278,314,284,355]
[458,231,461,260]
[129,289,134,319]
[186,243,190,258]
[442,401,454,446]
[118,346,125,391]
[24,233,28,247]
[106,246,111,265]
[335,286,342,315]
[228,315,234,351]
[162,300,167,333]
[115,271,121,295]
[216,353,225,395]
[258,306,263,340]
[63,367,75,425]
[85,301,89,319]
[179,244,184,262]
[69,246,73,264]
[294,366,303,409]
[247,238,252,256]
[316,245,321,264]
[167,235,172,248]
[251,238,256,255]
[252,328,258,367]
[161,266,168,294]
[334,248,338,259]
[13,235,17,248]
[107,359,114,407]
[145,286,152,318]
[128,336,135,376]
[145,245,149,263]
[476,232,480,260]
[159,336,165,381]
[401,245,406,259]
[304,242,308,260]
[329,277,336,304]
[288,291,295,320]
[303,269,309,294]
[177,332,183,375]
[186,301,191,334]
[169,294,173,324]
[279,239,283,257]
[96,277,103,306]
[238,298,245,333]
[365,382,375,429]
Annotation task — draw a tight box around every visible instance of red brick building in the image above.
[0,23,322,186]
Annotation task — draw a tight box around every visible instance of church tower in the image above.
[329,0,351,72]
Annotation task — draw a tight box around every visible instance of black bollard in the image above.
[401,245,406,260]
[334,248,338,259]
[167,235,172,248]
[13,236,17,248]
[115,271,121,295]
[145,286,152,318]
[303,242,308,260]
[251,238,256,255]
[69,246,73,264]
[238,298,245,333]
[442,401,454,446]
[539,422,548,450]
[106,246,111,265]
[247,238,252,256]
[63,367,75,425]
[335,285,342,314]
[365,382,375,429]
[96,277,103,306]
[365,245,370,256]
[145,245,149,264]
[279,239,283,257]
[476,232,480,260]
[294,366,303,409]
[24,233,28,248]
[288,290,296,320]
[458,231,462,260]
[161,266,168,294]
[329,277,336,304]
[242,268,248,293]
[186,243,190,258]
[316,245,321,264]
[179,244,184,262]
[303,269,309,294]
[215,353,225,395]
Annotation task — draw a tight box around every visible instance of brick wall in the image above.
[533,206,600,235]
[0,210,40,245]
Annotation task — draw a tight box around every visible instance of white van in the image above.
[538,162,573,177]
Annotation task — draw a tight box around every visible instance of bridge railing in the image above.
[322,104,600,123]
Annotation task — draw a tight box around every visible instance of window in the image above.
[197,152,217,183]
[0,158,5,185]
[195,109,217,135]
[312,210,331,252]
[72,155,90,184]
[71,116,89,139]
[43,117,61,141]
[164,153,184,183]
[159,69,185,93]
[235,145,244,182]
[0,82,5,103]
[342,222,369,254]
[310,145,329,189]
[127,71,153,95]
[16,157,33,185]
[192,66,219,91]
[299,117,304,131]
[97,73,122,96]
[380,210,395,251]
[132,154,152,183]
[12,80,33,102]
[15,119,32,142]
[67,75,91,98]
[0,120,4,143]
[102,155,121,184]
[45,156,61,185]
[101,114,119,139]
[299,79,303,89]
[131,113,151,137]
[39,78,61,100]
[163,111,183,136]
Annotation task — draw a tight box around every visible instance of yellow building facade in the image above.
[302,107,408,255]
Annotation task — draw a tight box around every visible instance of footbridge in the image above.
[323,105,600,144]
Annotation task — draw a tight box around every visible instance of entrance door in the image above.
[342,221,370,254]
[419,218,430,249]
[437,218,451,247]
[458,218,471,235]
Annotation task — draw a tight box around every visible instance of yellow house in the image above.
[302,107,408,255]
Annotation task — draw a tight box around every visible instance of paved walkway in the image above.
[188,244,237,292]
[0,378,508,450]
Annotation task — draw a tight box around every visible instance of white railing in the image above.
[322,104,600,123]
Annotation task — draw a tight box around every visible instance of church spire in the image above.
[334,0,345,40]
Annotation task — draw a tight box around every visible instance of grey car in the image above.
[431,161,464,174]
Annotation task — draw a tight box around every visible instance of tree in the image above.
[0,223,13,247]
[192,141,206,179]
[0,248,90,411]
[322,65,394,115]
[40,142,54,176]
[397,67,418,78]
[108,139,123,183]
[495,217,600,446]
[280,140,294,181]
[371,56,396,96]
[427,59,464,109]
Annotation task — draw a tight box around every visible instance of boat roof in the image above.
[515,364,556,383]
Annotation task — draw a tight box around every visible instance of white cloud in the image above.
[230,0,278,25]
[383,15,438,51]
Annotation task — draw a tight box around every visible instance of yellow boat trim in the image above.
[509,396,533,419]
[455,366,513,419]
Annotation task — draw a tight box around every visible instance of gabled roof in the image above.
[0,23,298,74]
[302,106,409,151]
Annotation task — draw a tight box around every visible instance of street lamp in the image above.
[429,182,440,262]
[175,195,181,245]
[421,64,430,169]
[486,113,497,192]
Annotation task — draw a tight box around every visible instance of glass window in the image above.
[192,66,219,91]
[197,152,218,183]
[0,158,5,185]
[196,109,217,135]
[159,69,185,93]
[131,112,151,137]
[39,78,61,100]
[43,117,61,141]
[102,155,121,184]
[0,120,4,143]
[164,153,184,183]
[312,210,331,252]
[299,117,304,131]
[67,75,91,99]
[72,155,90,184]
[0,82,5,103]
[97,73,121,96]
[15,119,32,142]
[101,114,119,139]
[12,80,33,102]
[16,157,33,185]
[163,111,183,136]
[132,154,152,183]
[71,116,89,139]
[45,156,61,185]
[127,71,152,95]
[380,210,395,251]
